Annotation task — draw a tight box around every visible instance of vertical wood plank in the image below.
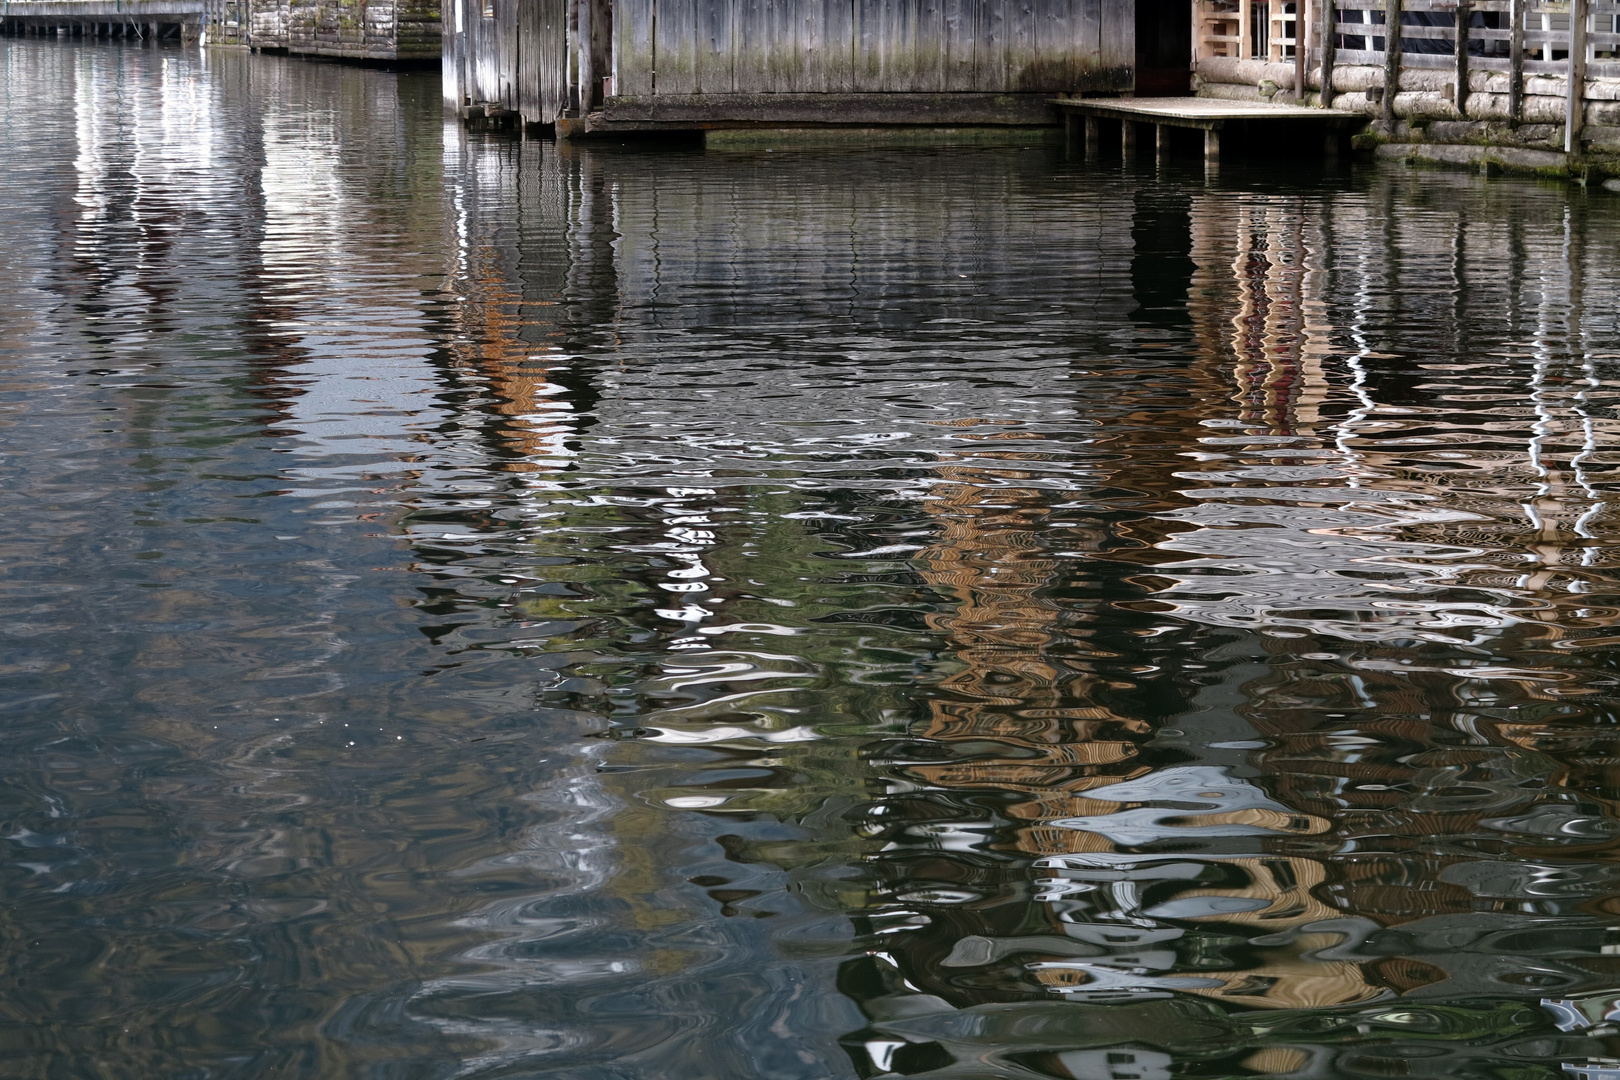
[589,0,612,102]
[771,0,801,94]
[1098,0,1129,85]
[577,0,594,107]
[1006,0,1034,92]
[1296,0,1306,98]
[973,0,1007,91]
[880,0,908,90]
[1239,0,1250,56]
[518,0,540,118]
[1507,0,1522,122]
[1078,0,1102,90]
[1031,0,1075,92]
[615,0,653,96]
[1382,0,1400,125]
[654,0,697,92]
[694,0,732,92]
[940,0,971,90]
[1565,0,1586,151]
[732,0,767,90]
[1320,0,1335,105]
[854,0,881,90]
[1454,0,1469,115]
[915,0,944,92]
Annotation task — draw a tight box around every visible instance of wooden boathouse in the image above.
[443,0,1193,132]
[445,0,1620,174]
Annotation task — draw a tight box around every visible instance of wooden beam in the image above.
[1205,126,1221,160]
[1566,0,1587,152]
[1382,0,1401,127]
[1320,0,1335,106]
[1508,0,1523,124]
[1295,0,1306,99]
[1454,0,1470,116]
[1123,118,1138,154]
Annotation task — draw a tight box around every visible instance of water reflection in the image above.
[2,36,1620,1080]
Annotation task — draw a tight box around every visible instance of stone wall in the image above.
[209,0,437,60]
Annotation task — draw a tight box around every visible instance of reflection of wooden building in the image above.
[908,438,1151,855]
[887,181,1620,1016]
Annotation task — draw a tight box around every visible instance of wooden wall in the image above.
[612,0,1133,96]
[443,0,566,119]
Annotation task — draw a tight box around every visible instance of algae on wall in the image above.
[211,0,439,60]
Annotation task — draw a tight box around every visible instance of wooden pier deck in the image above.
[1050,97,1366,163]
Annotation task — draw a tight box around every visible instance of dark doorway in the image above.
[1136,0,1194,96]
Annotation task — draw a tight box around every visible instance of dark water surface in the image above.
[3,38,1620,1080]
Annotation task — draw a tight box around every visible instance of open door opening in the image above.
[1135,0,1194,96]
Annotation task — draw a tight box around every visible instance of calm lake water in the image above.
[3,37,1620,1080]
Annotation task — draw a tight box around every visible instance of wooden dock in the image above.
[1050,97,1366,162]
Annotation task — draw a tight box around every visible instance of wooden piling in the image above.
[1383,0,1402,127]
[1454,0,1470,116]
[1295,0,1306,100]
[1565,0,1587,152]
[1508,0,1523,124]
[1204,127,1220,161]
[1320,0,1336,107]
[1122,119,1138,155]
[1085,115,1100,157]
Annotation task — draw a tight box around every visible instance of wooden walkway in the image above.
[1050,97,1366,162]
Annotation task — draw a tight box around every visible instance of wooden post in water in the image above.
[1382,0,1402,127]
[1205,127,1221,161]
[1156,123,1171,161]
[1454,0,1471,115]
[1295,0,1307,100]
[1085,115,1100,157]
[1565,0,1587,152]
[1122,119,1138,156]
[576,0,595,112]
[1320,0,1336,106]
[1509,0,1524,124]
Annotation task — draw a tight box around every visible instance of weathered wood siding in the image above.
[613,0,1131,95]
[443,0,567,118]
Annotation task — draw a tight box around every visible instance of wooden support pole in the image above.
[576,0,595,112]
[1296,0,1307,99]
[1508,0,1523,124]
[1205,126,1221,161]
[1157,123,1170,160]
[1064,112,1079,157]
[1320,0,1336,106]
[1382,0,1402,127]
[1566,0,1587,153]
[1084,115,1100,157]
[1122,119,1138,156]
[1455,0,1471,116]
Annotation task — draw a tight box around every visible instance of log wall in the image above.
[1192,0,1620,166]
